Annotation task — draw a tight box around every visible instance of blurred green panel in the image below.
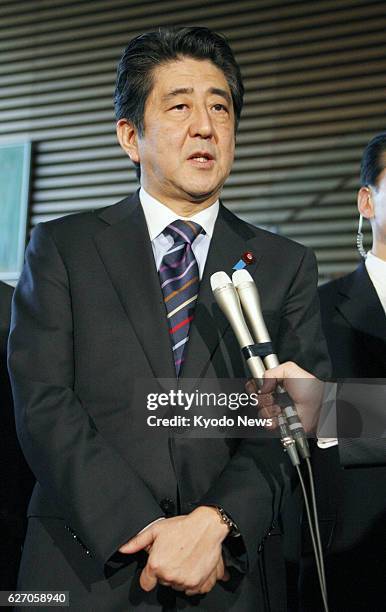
[0,142,31,281]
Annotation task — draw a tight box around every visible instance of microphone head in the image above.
[232,269,254,286]
[232,266,269,345]
[210,271,233,292]
[210,270,265,378]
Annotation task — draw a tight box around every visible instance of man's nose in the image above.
[188,105,213,139]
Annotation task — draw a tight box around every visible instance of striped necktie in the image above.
[159,219,204,375]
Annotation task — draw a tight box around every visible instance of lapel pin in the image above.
[233,251,256,271]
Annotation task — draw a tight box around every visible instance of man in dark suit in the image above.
[0,281,34,598]
[8,27,330,611]
[300,132,386,611]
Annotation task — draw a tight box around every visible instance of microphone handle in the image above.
[262,354,310,459]
[235,281,310,459]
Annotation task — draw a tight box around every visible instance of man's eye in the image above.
[172,104,188,110]
[213,104,228,112]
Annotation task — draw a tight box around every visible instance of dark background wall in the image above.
[1,0,386,278]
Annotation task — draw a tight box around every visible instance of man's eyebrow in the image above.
[209,87,232,104]
[161,87,232,104]
[162,87,193,101]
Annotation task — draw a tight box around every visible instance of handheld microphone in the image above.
[211,272,300,466]
[232,269,310,459]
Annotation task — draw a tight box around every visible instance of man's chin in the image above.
[185,191,216,203]
[182,183,222,203]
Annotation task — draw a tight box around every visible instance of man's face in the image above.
[130,57,236,209]
[371,168,386,243]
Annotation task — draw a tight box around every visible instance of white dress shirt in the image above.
[139,187,219,277]
[366,251,386,314]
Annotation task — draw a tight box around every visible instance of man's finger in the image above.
[220,567,230,582]
[245,378,259,395]
[119,528,155,554]
[257,391,275,408]
[139,563,158,592]
[262,361,314,385]
[185,570,217,596]
[259,375,278,394]
[216,556,230,582]
[171,584,187,592]
[257,404,281,418]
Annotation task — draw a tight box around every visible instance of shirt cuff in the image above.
[317,437,338,449]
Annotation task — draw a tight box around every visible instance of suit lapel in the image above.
[93,195,263,381]
[94,192,175,379]
[181,204,260,380]
[337,262,386,343]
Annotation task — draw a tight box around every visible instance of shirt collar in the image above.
[365,251,386,289]
[139,187,219,241]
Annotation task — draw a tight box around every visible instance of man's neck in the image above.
[141,186,219,218]
[371,241,386,262]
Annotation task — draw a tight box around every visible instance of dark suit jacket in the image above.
[0,281,34,595]
[319,262,386,379]
[8,192,330,611]
[300,263,386,612]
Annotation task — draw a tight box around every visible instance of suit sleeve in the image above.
[197,246,331,572]
[338,439,386,467]
[8,223,164,568]
[337,382,386,467]
[197,437,294,573]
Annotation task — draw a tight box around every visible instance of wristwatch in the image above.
[214,506,240,537]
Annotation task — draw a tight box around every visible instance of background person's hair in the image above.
[360,131,386,188]
[357,131,386,258]
[114,26,244,180]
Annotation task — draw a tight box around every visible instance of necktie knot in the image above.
[164,219,203,245]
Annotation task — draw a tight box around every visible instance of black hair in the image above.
[114,26,244,178]
[360,131,386,188]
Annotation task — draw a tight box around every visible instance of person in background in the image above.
[0,281,34,602]
[300,132,386,611]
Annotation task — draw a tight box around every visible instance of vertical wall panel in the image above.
[1,0,385,278]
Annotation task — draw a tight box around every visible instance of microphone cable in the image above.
[306,456,327,603]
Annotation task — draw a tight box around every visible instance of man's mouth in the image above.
[187,152,215,165]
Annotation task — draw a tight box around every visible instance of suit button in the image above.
[160,498,175,517]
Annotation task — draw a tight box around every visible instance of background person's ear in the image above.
[116,119,140,163]
[357,186,375,220]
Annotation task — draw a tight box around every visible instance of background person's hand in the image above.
[260,361,325,433]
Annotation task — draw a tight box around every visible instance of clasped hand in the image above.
[119,506,230,596]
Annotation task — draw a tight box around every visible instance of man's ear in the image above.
[116,119,140,163]
[357,186,375,220]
